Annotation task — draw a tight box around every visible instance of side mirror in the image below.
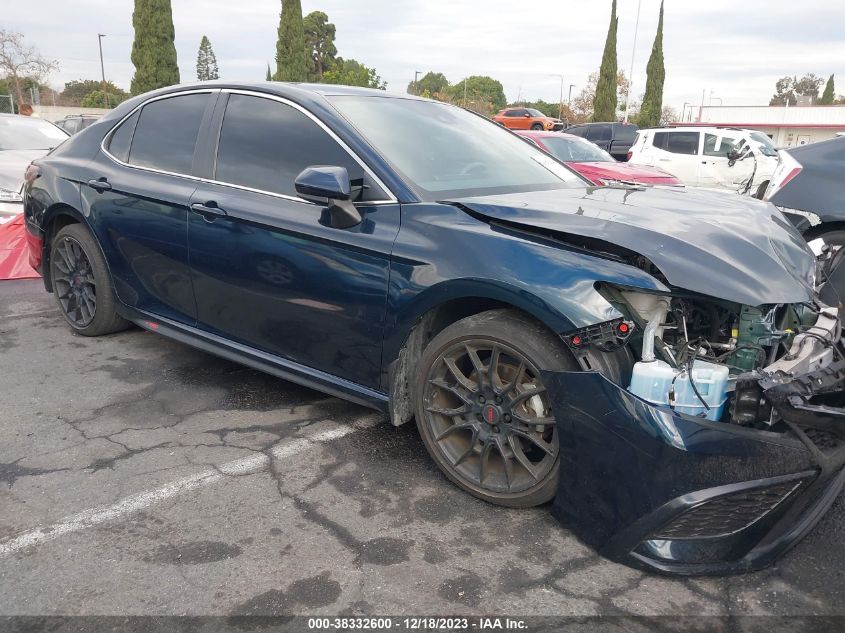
[295,165,351,200]
[294,165,362,229]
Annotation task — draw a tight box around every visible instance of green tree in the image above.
[407,71,449,96]
[447,76,507,111]
[303,11,337,81]
[196,35,219,81]
[322,57,385,89]
[637,1,665,128]
[770,73,824,106]
[59,79,125,105]
[266,64,272,81]
[81,89,129,109]
[592,0,618,122]
[820,74,835,105]
[274,0,307,82]
[130,0,180,95]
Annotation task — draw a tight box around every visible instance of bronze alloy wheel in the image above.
[415,310,575,507]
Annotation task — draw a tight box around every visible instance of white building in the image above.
[683,105,845,148]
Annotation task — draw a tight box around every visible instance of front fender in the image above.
[384,202,667,364]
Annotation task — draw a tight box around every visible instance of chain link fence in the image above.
[0,95,13,114]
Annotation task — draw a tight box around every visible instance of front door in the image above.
[187,92,399,388]
[85,92,216,324]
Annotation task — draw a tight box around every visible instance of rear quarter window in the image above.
[126,93,209,174]
[106,110,140,162]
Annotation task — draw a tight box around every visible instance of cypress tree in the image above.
[196,35,219,81]
[592,0,618,122]
[274,0,308,82]
[638,1,665,128]
[821,74,835,105]
[130,0,180,95]
[266,64,272,81]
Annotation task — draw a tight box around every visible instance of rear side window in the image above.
[62,119,81,134]
[586,125,611,142]
[654,131,699,155]
[107,110,140,162]
[127,94,209,174]
[214,94,382,200]
[566,126,585,138]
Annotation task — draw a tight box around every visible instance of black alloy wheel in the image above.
[52,235,97,327]
[50,223,129,336]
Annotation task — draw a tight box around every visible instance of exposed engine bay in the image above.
[570,286,845,431]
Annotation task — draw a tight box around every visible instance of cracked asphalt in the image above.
[0,279,843,617]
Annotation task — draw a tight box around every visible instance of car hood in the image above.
[0,149,48,194]
[447,186,816,306]
[569,161,681,184]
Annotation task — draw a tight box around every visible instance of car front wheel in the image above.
[414,309,576,508]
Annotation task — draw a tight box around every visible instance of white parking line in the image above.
[0,415,383,557]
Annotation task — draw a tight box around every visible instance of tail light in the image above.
[763,151,802,201]
[24,164,40,185]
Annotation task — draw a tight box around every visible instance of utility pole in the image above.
[550,74,564,120]
[682,102,690,123]
[568,84,575,104]
[414,70,421,95]
[623,0,643,124]
[98,34,109,108]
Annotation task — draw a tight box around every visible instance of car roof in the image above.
[640,125,752,134]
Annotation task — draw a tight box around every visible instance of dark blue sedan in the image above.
[23,82,845,575]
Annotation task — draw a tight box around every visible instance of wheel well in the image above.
[387,298,559,427]
[41,207,81,291]
[803,221,845,241]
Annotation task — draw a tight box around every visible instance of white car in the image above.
[628,126,779,198]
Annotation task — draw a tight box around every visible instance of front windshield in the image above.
[749,131,777,157]
[0,116,69,151]
[540,135,614,162]
[329,96,582,200]
[526,108,545,117]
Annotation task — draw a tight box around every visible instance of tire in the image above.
[414,309,577,508]
[755,180,770,200]
[530,123,544,131]
[50,223,130,336]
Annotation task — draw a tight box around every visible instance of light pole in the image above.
[568,84,575,104]
[414,70,421,95]
[550,74,564,120]
[623,0,643,124]
[682,102,690,123]
[97,33,109,108]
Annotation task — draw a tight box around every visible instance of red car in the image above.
[515,130,682,187]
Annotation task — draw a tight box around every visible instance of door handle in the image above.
[190,202,228,220]
[87,178,112,193]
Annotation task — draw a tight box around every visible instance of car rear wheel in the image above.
[531,123,544,131]
[414,309,576,508]
[50,224,129,336]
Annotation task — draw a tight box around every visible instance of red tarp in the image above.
[0,215,40,280]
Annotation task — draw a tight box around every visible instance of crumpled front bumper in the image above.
[542,370,845,576]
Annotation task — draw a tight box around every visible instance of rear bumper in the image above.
[543,370,845,575]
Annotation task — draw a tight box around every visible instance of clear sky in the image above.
[8,0,845,113]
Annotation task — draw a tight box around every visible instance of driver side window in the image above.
[703,133,741,157]
[214,94,386,201]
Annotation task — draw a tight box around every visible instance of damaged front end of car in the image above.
[545,286,845,575]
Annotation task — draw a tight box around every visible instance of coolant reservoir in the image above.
[628,359,730,421]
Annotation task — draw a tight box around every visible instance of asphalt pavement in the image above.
[0,279,843,622]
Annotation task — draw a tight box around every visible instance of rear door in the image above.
[647,130,702,184]
[505,109,530,130]
[584,124,612,151]
[187,91,400,388]
[86,90,216,324]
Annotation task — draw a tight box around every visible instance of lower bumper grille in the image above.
[653,479,804,539]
